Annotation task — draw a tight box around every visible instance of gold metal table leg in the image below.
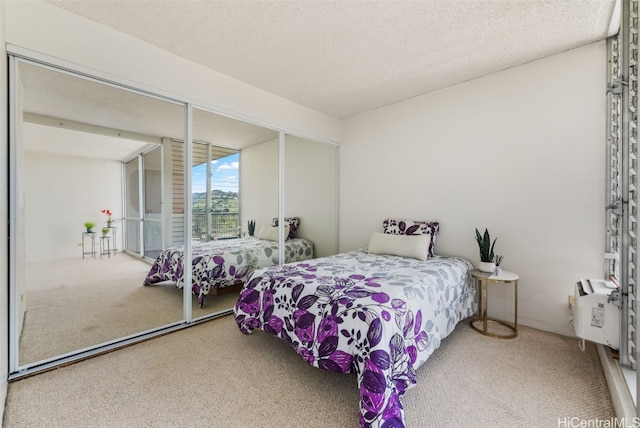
[470,276,518,339]
[481,279,487,333]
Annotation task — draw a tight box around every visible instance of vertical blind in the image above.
[606,0,638,368]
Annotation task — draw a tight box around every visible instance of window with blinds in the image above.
[606,0,638,368]
[170,140,239,244]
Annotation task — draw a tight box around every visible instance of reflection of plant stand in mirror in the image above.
[82,232,96,259]
[107,225,118,256]
[100,235,111,259]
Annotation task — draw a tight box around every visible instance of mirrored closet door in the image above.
[189,107,279,318]
[11,59,187,370]
[8,51,340,377]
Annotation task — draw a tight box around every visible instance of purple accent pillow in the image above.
[382,219,439,257]
[271,217,300,239]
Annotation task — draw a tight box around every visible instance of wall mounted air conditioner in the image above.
[573,279,621,350]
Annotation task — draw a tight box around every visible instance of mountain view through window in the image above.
[192,152,239,240]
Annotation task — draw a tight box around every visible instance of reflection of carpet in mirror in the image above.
[20,254,239,365]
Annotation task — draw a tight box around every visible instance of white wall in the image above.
[285,136,338,257]
[340,42,606,337]
[240,137,338,257]
[240,139,279,235]
[0,0,9,422]
[24,150,122,262]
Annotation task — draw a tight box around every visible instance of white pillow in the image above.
[257,225,290,242]
[367,231,429,261]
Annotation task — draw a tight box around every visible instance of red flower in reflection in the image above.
[101,209,112,221]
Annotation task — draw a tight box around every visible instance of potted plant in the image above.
[248,220,256,236]
[475,228,497,273]
[101,209,113,227]
[101,227,110,236]
[84,222,96,233]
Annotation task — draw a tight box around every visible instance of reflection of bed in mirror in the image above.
[144,232,314,307]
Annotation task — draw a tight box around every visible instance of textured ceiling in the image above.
[47,0,619,119]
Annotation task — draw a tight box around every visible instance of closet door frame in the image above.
[7,45,339,378]
[7,52,191,377]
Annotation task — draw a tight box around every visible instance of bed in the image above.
[233,220,477,428]
[144,235,314,307]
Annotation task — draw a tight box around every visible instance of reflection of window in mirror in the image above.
[192,149,240,241]
[212,153,240,239]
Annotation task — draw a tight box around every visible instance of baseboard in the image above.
[597,344,636,419]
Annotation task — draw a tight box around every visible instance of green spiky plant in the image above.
[475,228,497,263]
[247,220,256,236]
[84,221,96,233]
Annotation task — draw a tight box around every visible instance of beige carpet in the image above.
[20,255,239,364]
[4,315,615,427]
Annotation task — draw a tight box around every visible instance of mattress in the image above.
[234,249,476,427]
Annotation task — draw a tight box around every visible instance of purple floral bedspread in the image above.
[144,237,314,307]
[234,249,476,428]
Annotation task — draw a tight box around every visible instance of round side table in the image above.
[469,269,519,339]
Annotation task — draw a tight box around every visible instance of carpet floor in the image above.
[4,314,615,427]
[20,255,238,365]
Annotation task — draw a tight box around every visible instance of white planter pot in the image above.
[478,261,496,273]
